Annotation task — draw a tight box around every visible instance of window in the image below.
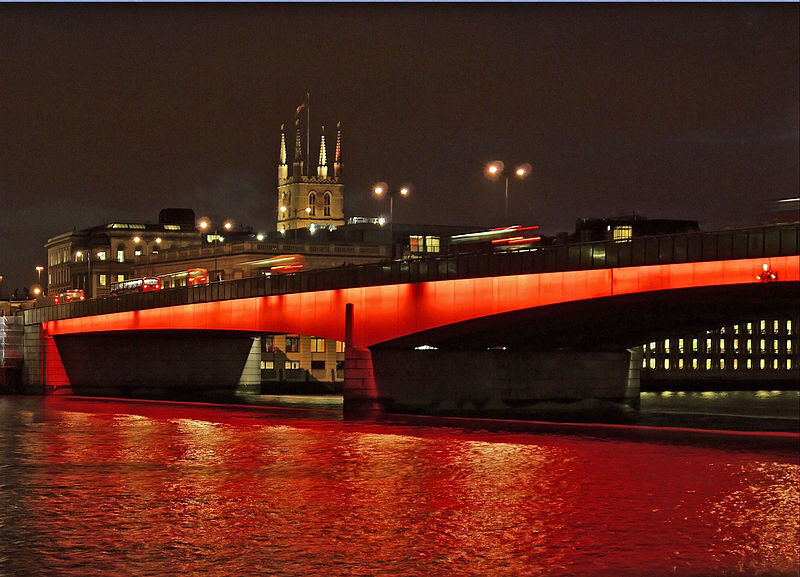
[787,340,792,353]
[97,251,107,261]
[747,322,753,334]
[773,320,780,334]
[787,359,793,370]
[134,246,143,256]
[286,336,300,353]
[678,338,684,353]
[260,360,274,370]
[663,358,670,370]
[733,359,739,370]
[692,358,698,370]
[311,338,326,353]
[664,339,670,354]
[308,192,316,216]
[311,360,325,371]
[705,337,712,352]
[719,339,725,353]
[746,339,753,353]
[648,357,655,369]
[152,245,159,255]
[99,274,107,287]
[678,358,684,370]
[117,247,125,263]
[760,339,766,353]
[324,193,331,216]
[760,320,766,334]
[336,341,346,353]
[285,360,300,370]
[116,274,125,283]
[692,339,698,352]
[705,359,712,370]
[263,336,274,352]
[719,359,725,370]
[410,235,423,253]
[613,225,632,242]
[773,340,779,353]
[426,236,440,253]
[733,338,739,352]
[787,320,793,335]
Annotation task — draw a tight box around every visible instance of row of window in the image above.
[260,360,345,371]
[644,357,794,371]
[262,335,346,354]
[645,338,794,355]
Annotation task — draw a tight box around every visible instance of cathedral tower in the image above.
[277,107,345,232]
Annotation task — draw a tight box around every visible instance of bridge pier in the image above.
[369,347,642,419]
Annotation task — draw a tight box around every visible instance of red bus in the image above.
[54,289,85,304]
[109,277,161,296]
[158,268,209,289]
[262,254,305,275]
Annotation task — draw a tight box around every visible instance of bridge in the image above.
[22,223,800,416]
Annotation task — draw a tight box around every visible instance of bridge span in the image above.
[22,223,800,416]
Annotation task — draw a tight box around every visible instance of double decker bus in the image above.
[54,289,85,304]
[261,254,305,275]
[158,268,209,289]
[449,225,541,253]
[109,277,161,296]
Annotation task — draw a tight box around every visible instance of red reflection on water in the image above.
[4,398,798,577]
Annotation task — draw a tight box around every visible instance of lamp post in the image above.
[373,182,411,259]
[486,161,531,224]
[75,250,91,298]
[279,205,312,241]
[199,219,233,282]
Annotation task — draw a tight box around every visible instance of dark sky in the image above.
[1,3,798,294]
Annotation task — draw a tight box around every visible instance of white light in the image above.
[378,217,386,226]
[256,234,264,241]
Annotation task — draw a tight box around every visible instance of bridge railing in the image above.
[25,223,799,325]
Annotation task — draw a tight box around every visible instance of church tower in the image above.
[277,107,345,232]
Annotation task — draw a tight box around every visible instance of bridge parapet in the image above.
[24,223,799,326]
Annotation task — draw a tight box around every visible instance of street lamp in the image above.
[486,161,531,224]
[279,205,312,241]
[199,219,233,282]
[373,182,411,258]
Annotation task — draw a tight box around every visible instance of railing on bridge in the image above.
[25,223,800,325]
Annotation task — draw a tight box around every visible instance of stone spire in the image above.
[334,121,342,180]
[317,126,328,179]
[293,117,303,180]
[278,123,288,182]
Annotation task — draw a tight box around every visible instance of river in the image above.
[1,395,797,577]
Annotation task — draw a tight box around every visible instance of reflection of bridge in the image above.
[22,223,800,416]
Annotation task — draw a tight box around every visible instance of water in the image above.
[1,396,798,577]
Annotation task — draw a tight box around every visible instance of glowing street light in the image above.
[199,219,233,282]
[373,182,411,258]
[486,160,531,224]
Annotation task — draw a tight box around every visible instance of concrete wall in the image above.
[370,348,641,418]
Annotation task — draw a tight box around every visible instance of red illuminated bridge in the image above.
[22,223,800,416]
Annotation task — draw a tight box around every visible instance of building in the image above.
[573,215,699,243]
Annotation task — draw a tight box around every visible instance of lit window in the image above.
[134,246,142,256]
[311,337,326,353]
[705,338,712,352]
[787,320,793,335]
[747,322,753,334]
[664,339,670,354]
[720,326,726,334]
[719,339,725,353]
[152,245,159,255]
[410,235,423,253]
[116,274,125,283]
[787,340,792,353]
[642,358,647,369]
[760,359,766,370]
[760,339,766,353]
[773,320,780,334]
[706,359,712,370]
[649,358,656,369]
[664,359,670,370]
[692,358,698,370]
[613,225,632,242]
[117,248,125,263]
[719,359,725,370]
[773,359,779,370]
[97,251,107,261]
[733,359,738,370]
[678,358,684,370]
[99,274,107,287]
[733,338,739,352]
[426,236,440,253]
[787,359,793,370]
[773,340,779,353]
[678,338,685,353]
[746,339,752,353]
[650,341,656,351]
[285,360,301,370]
[760,320,766,334]
[260,360,274,370]
[747,359,752,369]
[733,324,739,334]
[692,339,698,352]
[308,192,316,216]
[336,341,346,353]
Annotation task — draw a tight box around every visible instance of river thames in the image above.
[1,395,798,577]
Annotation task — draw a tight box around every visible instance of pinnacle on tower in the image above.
[318,126,328,179]
[334,121,342,180]
[278,123,288,182]
[293,117,303,180]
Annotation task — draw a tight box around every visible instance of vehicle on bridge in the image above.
[262,254,305,275]
[158,268,209,289]
[110,277,161,296]
[449,225,541,253]
[55,289,85,304]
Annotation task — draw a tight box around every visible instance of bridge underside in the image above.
[53,331,260,400]
[374,282,799,352]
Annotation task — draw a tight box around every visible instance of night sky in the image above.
[1,3,797,294]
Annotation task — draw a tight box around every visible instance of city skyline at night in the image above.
[1,3,797,293]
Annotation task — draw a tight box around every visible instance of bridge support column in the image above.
[22,323,72,395]
[370,348,641,419]
[343,303,387,416]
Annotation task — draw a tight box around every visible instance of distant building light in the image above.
[414,345,438,351]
